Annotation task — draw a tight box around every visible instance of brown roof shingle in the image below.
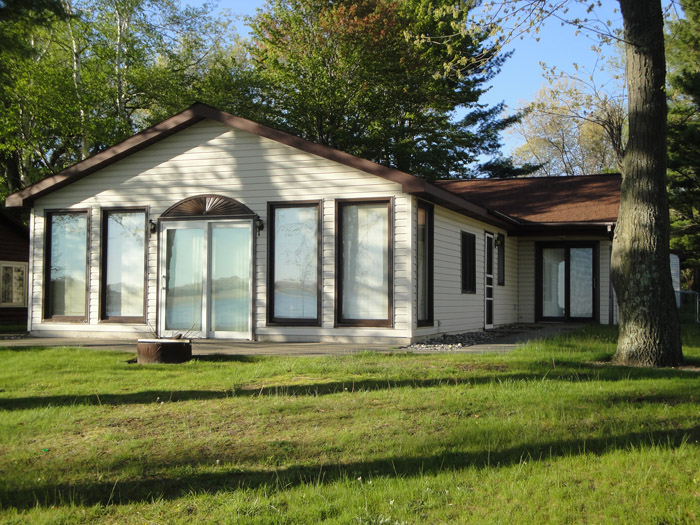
[437,174,621,224]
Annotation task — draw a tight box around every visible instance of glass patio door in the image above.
[542,247,566,318]
[537,243,597,322]
[160,220,253,339]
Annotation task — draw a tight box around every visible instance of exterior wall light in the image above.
[254,216,265,234]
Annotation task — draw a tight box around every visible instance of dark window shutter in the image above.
[461,232,476,294]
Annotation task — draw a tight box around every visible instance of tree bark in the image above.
[611,0,683,366]
[62,0,90,160]
[2,150,23,193]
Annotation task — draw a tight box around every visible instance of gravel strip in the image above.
[402,330,504,352]
[402,324,545,352]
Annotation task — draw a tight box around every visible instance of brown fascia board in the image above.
[511,221,617,237]
[193,105,518,229]
[5,102,513,230]
[412,185,518,230]
[5,108,207,208]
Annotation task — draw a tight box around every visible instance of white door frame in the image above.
[158,219,254,340]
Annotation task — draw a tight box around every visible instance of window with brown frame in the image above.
[336,199,393,327]
[267,201,321,325]
[461,231,476,294]
[100,209,147,321]
[44,211,89,320]
[417,201,433,326]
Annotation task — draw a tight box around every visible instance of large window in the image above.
[1,262,27,307]
[268,202,321,325]
[101,210,146,320]
[417,201,433,326]
[461,231,476,294]
[44,211,88,320]
[337,200,392,326]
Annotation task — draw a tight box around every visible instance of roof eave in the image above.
[510,221,616,237]
[4,103,505,229]
[410,184,518,230]
[5,109,206,208]
[3,103,612,234]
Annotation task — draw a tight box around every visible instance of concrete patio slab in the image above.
[0,323,583,356]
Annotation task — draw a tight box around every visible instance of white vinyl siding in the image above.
[418,204,518,337]
[29,120,411,341]
[493,235,519,326]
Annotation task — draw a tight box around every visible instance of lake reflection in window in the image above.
[105,211,145,317]
[273,206,318,320]
[48,213,88,317]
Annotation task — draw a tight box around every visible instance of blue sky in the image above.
[195,0,625,155]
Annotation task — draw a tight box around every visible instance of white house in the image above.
[5,104,622,343]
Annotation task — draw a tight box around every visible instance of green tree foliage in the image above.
[248,0,518,180]
[0,0,66,66]
[0,0,67,196]
[0,0,244,200]
[510,78,624,177]
[667,0,700,291]
[1,0,523,197]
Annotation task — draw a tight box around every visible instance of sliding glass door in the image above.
[536,242,598,322]
[160,220,253,339]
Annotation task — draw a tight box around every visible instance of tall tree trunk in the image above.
[2,151,23,193]
[62,0,89,160]
[611,0,683,366]
[114,3,129,126]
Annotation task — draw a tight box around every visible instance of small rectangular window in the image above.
[45,211,89,319]
[102,210,146,320]
[0,262,27,307]
[268,202,321,325]
[461,231,476,294]
[497,234,505,286]
[337,200,393,326]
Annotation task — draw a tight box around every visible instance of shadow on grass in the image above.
[3,424,699,510]
[524,359,700,380]
[193,354,267,363]
[0,345,71,352]
[0,390,233,410]
[2,360,698,411]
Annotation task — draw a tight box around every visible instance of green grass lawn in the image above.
[1,326,699,523]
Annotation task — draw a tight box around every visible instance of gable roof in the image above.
[5,103,513,229]
[4,103,620,234]
[437,174,621,227]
